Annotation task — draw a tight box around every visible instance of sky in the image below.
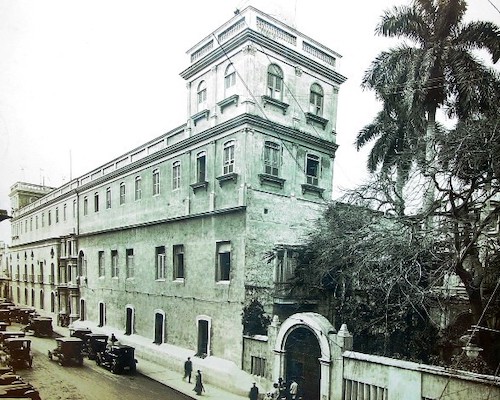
[0,0,499,244]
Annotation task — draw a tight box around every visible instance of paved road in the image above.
[9,324,191,400]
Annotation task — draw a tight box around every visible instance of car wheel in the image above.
[48,351,52,360]
[96,354,101,366]
[58,356,65,366]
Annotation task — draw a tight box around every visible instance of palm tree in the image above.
[361,0,500,214]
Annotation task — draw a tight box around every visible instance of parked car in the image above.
[0,338,33,369]
[0,322,8,332]
[0,371,23,385]
[0,332,25,349]
[48,337,84,366]
[0,382,41,399]
[23,317,53,337]
[84,333,108,360]
[96,344,137,374]
[10,307,36,325]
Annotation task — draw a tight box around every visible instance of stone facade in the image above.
[5,5,346,393]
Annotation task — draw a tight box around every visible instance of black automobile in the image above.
[23,317,53,337]
[48,337,84,366]
[1,338,33,369]
[96,344,137,374]
[84,333,108,360]
[0,331,25,350]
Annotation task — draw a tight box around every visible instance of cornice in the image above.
[180,29,347,85]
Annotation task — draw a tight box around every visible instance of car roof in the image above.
[3,338,30,343]
[56,337,83,343]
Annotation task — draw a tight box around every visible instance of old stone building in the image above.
[6,6,346,398]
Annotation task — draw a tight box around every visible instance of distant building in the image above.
[6,6,346,398]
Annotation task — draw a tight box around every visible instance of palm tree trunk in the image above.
[422,106,437,226]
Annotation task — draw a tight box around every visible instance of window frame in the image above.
[223,141,235,175]
[152,169,160,196]
[98,251,105,277]
[216,241,231,282]
[267,64,283,100]
[155,246,166,280]
[119,182,126,205]
[173,244,185,280]
[94,192,99,212]
[264,141,281,177]
[197,80,207,110]
[106,187,112,209]
[172,161,181,190]
[126,249,134,278]
[224,64,236,91]
[306,153,320,186]
[196,151,207,183]
[111,250,119,278]
[134,176,142,201]
[309,83,324,116]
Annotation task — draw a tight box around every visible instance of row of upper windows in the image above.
[196,63,325,116]
[14,141,323,234]
[95,241,231,282]
[13,201,76,236]
[81,140,321,215]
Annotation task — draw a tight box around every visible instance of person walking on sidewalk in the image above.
[249,382,259,400]
[183,357,193,383]
[193,370,205,395]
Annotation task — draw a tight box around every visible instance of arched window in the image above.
[224,64,236,91]
[310,83,324,115]
[264,141,281,176]
[197,81,207,110]
[267,64,283,100]
[223,141,235,175]
[172,161,181,190]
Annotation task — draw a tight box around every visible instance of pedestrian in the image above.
[183,357,193,383]
[249,382,259,400]
[193,370,205,395]
[289,378,298,400]
[270,382,280,400]
[278,378,286,399]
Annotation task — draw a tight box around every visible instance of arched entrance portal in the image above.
[285,327,321,399]
[274,313,335,400]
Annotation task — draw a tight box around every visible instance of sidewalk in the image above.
[51,323,249,400]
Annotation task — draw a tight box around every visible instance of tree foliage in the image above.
[242,299,271,336]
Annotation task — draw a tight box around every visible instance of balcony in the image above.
[37,275,44,284]
[273,282,319,305]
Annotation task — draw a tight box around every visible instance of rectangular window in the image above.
[251,356,266,377]
[155,246,166,280]
[73,200,76,219]
[48,211,52,226]
[83,197,88,216]
[264,141,280,176]
[55,207,59,223]
[35,216,38,230]
[106,187,112,209]
[120,183,126,205]
[197,88,207,104]
[98,251,105,277]
[216,241,231,281]
[63,204,67,221]
[197,153,206,183]
[275,249,298,283]
[126,249,134,278]
[153,169,160,196]
[30,218,32,231]
[111,250,118,278]
[172,162,181,190]
[173,245,185,280]
[135,177,142,200]
[42,213,45,227]
[306,154,320,186]
[223,141,235,175]
[94,192,99,212]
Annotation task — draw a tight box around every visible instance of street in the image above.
[8,324,191,400]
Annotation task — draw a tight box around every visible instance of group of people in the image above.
[183,356,205,395]
[252,377,300,400]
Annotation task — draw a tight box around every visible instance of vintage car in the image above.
[1,338,33,369]
[0,332,25,349]
[84,333,108,360]
[0,371,23,385]
[0,382,41,399]
[48,337,84,366]
[10,308,36,325]
[0,323,8,332]
[96,344,137,374]
[23,317,53,337]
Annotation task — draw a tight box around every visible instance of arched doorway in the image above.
[98,302,106,327]
[274,313,335,400]
[196,316,211,357]
[125,306,134,335]
[154,310,165,344]
[285,327,321,400]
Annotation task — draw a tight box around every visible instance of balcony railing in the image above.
[37,275,43,284]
